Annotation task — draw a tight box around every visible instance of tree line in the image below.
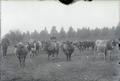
[3,22,120,45]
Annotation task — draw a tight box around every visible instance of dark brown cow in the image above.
[74,40,95,53]
[44,40,59,60]
[14,42,28,68]
[61,41,75,61]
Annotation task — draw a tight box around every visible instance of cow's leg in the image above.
[5,47,8,56]
[54,51,57,58]
[83,46,86,52]
[48,53,50,60]
[32,51,34,57]
[81,47,83,52]
[39,47,41,53]
[21,57,23,68]
[84,46,86,51]
[22,58,25,68]
[4,48,7,57]
[2,48,5,57]
[56,50,59,57]
[35,50,37,56]
[93,46,95,51]
[104,49,107,61]
[30,51,33,57]
[118,44,120,50]
[19,57,22,67]
[35,51,37,56]
[52,52,55,57]
[95,46,99,57]
[21,56,24,68]
[30,51,32,58]
[21,58,24,68]
[29,51,31,57]
[68,54,70,61]
[36,48,38,55]
[22,58,24,68]
[37,49,39,55]
[109,51,112,61]
[66,54,69,61]
[3,47,7,57]
[21,55,26,68]
[79,47,81,54]
[38,47,41,54]
[37,49,38,54]
[79,48,81,53]
[23,55,26,67]
[94,46,97,57]
[66,55,68,61]
[33,51,36,56]
[34,51,36,56]
[22,56,25,67]
[69,54,71,61]
[33,51,35,57]
[56,52,58,57]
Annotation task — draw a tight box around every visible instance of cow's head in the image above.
[14,42,24,48]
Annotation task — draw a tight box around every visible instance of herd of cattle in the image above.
[1,38,120,67]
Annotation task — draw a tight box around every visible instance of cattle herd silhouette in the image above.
[1,36,120,68]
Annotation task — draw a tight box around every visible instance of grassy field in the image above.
[0,46,120,81]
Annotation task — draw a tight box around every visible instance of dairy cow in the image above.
[61,41,75,61]
[14,42,28,67]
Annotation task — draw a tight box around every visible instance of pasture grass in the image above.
[0,46,120,81]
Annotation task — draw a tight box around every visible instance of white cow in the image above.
[95,40,107,53]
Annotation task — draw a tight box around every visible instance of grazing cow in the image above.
[95,40,108,58]
[1,38,10,57]
[73,41,83,53]
[110,39,120,51]
[37,40,42,53]
[61,41,75,61]
[87,40,95,50]
[44,40,59,60]
[73,40,95,54]
[26,41,34,57]
[95,40,106,53]
[26,42,32,53]
[31,41,37,56]
[14,42,28,67]
[104,39,120,60]
[26,40,40,57]
[104,40,113,60]
[95,39,117,60]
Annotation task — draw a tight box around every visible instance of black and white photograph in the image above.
[0,0,120,81]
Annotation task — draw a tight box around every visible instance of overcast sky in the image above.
[1,1,120,37]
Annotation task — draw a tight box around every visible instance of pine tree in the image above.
[40,27,49,40]
[50,26,58,39]
[59,27,66,40]
[114,22,120,38]
[67,26,75,40]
